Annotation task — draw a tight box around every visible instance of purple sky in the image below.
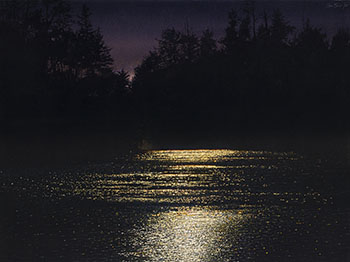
[76,1,350,73]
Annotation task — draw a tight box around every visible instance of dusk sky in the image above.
[74,1,350,73]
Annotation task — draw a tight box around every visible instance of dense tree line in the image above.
[133,4,350,134]
[0,0,130,120]
[1,0,349,135]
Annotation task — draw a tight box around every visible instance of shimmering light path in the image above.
[56,150,301,205]
[0,149,349,261]
[130,207,249,262]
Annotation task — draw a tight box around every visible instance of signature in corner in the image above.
[327,0,350,9]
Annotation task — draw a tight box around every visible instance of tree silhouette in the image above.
[132,6,350,133]
[331,28,350,50]
[179,27,200,63]
[257,11,270,44]
[199,29,217,57]
[270,9,294,45]
[295,19,328,51]
[114,70,130,94]
[157,28,182,67]
[75,4,113,78]
[221,9,239,52]
[0,0,127,119]
[238,7,251,42]
[1,1,350,133]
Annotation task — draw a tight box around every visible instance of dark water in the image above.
[0,149,349,261]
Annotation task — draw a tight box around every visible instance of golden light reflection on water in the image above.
[138,149,294,163]
[130,207,250,262]
[3,149,338,261]
[59,149,297,204]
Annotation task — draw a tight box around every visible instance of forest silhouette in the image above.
[1,0,349,138]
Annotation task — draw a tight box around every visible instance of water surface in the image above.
[0,149,349,261]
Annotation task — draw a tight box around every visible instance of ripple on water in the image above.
[0,149,348,261]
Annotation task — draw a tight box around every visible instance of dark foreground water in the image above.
[0,149,349,261]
